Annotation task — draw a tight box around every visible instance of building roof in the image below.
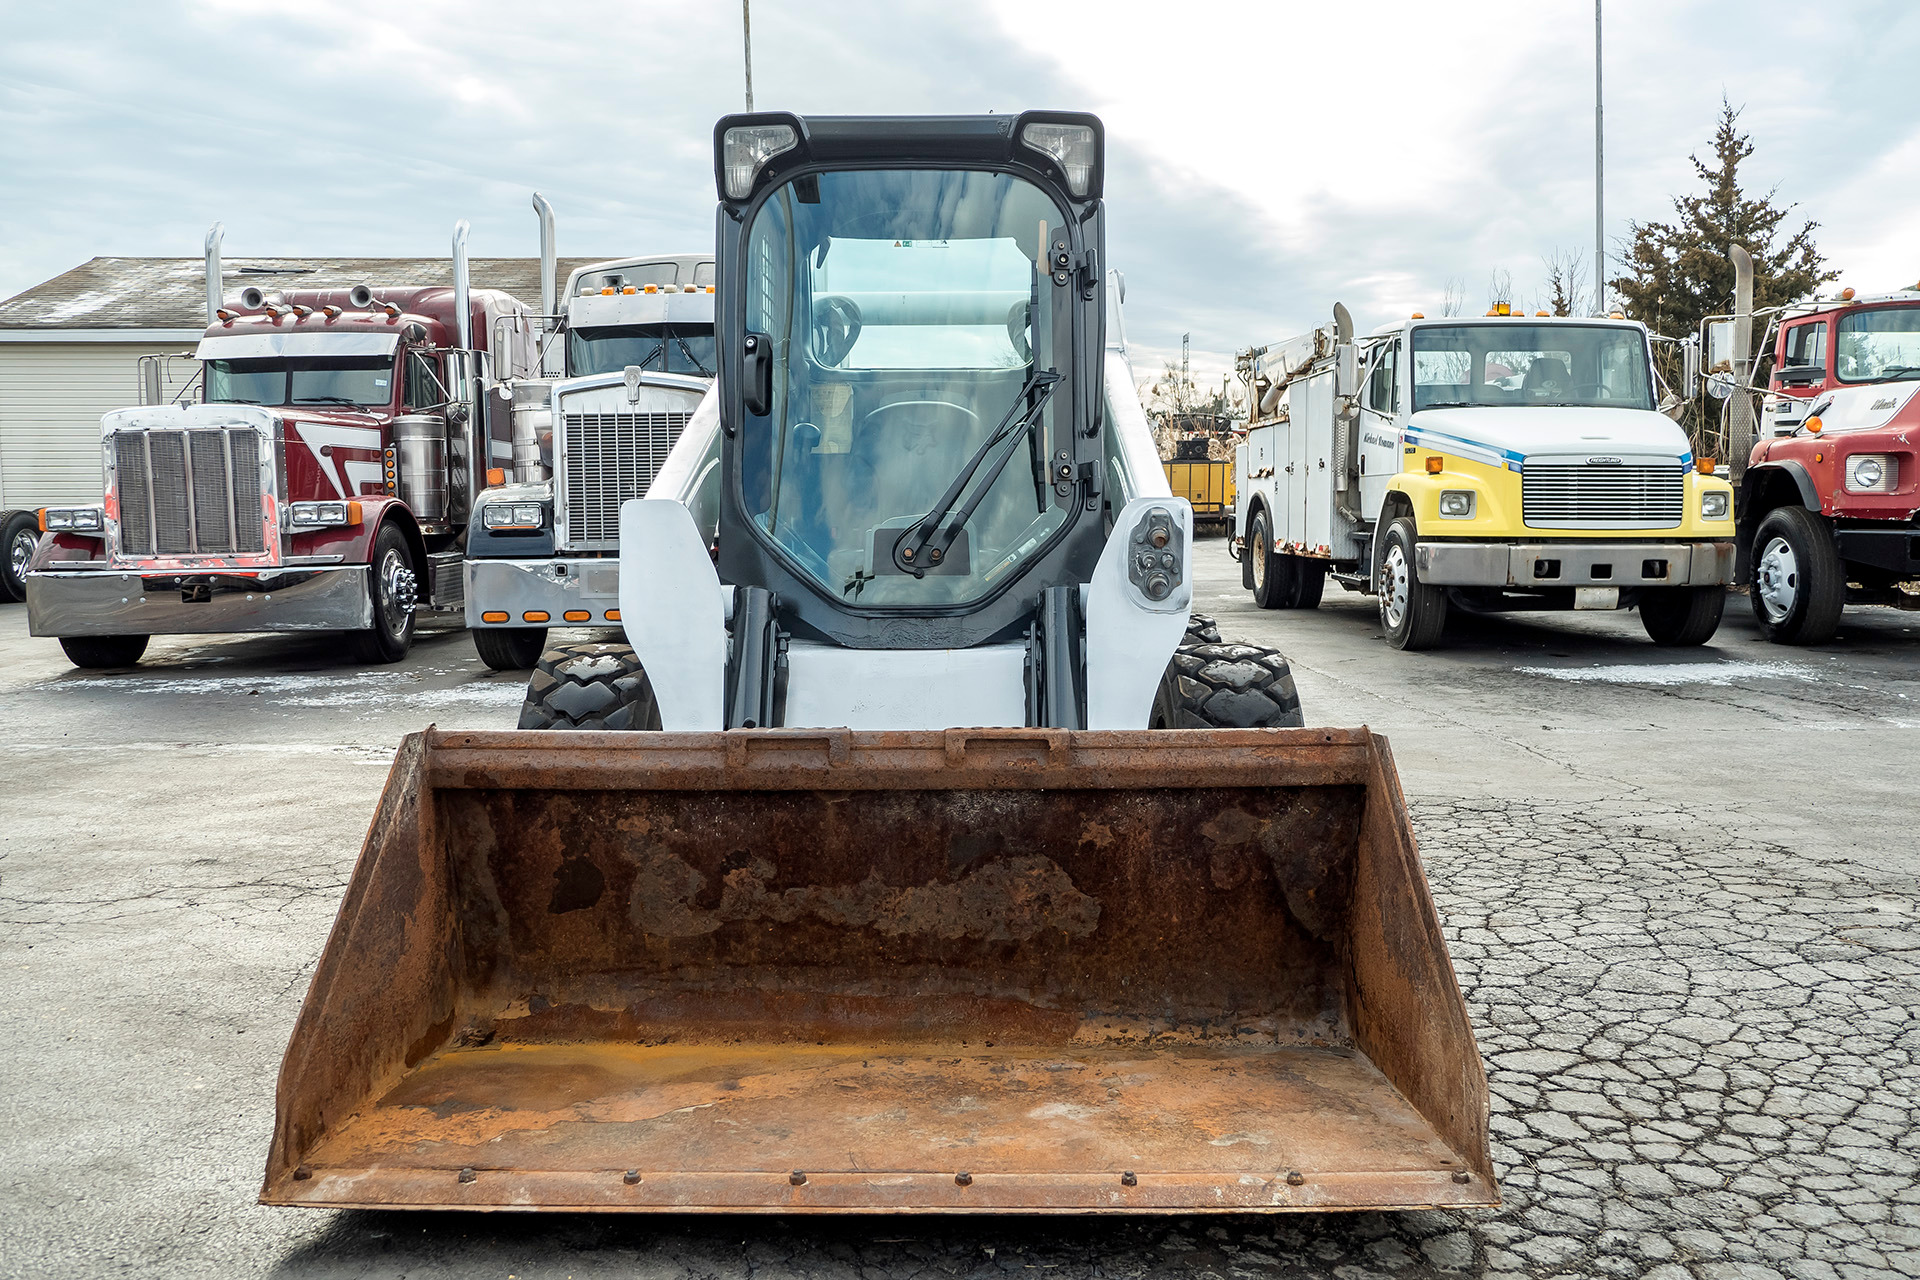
[0,257,612,332]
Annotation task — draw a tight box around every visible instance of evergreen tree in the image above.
[1612,98,1835,341]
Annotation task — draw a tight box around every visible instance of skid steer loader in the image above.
[264,112,1495,1215]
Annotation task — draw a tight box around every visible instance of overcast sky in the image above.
[3,0,1916,385]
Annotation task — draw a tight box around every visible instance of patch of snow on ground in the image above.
[1515,660,1819,686]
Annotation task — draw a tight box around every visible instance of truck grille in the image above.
[1522,463,1684,529]
[113,428,267,556]
[560,411,690,547]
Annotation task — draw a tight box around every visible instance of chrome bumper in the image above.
[1415,540,1736,588]
[26,566,372,636]
[463,557,622,627]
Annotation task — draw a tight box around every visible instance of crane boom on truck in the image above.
[1233,305,1738,648]
[464,193,716,670]
[28,222,538,667]
[262,111,1496,1217]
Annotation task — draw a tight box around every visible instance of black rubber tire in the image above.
[1286,557,1326,609]
[59,635,149,668]
[1640,586,1725,646]
[519,641,662,730]
[349,524,418,664]
[1376,516,1447,650]
[1151,616,1304,729]
[1249,509,1295,609]
[1749,506,1846,645]
[472,626,549,672]
[1,510,39,603]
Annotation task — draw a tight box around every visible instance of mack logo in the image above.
[1872,397,1898,411]
[1587,456,1623,465]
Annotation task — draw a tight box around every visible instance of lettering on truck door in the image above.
[1358,336,1401,521]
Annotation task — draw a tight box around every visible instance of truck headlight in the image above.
[482,503,545,531]
[41,506,104,531]
[1701,490,1731,520]
[1438,490,1476,519]
[1846,454,1895,494]
[289,501,355,527]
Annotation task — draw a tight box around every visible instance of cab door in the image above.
[1357,336,1401,520]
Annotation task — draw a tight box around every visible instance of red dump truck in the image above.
[26,223,536,666]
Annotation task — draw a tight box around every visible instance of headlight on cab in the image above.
[40,506,104,532]
[288,501,359,528]
[482,503,545,531]
[1846,454,1896,494]
[1701,490,1731,520]
[1438,490,1476,519]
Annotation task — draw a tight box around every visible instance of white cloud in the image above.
[0,0,1915,379]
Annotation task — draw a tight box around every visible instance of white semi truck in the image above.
[1233,305,1738,649]
[463,194,715,669]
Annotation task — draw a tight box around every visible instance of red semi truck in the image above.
[1736,286,1920,643]
[26,223,536,667]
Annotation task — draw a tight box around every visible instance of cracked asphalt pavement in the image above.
[2,543,1916,1279]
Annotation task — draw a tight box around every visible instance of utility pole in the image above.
[742,0,754,111]
[1180,332,1191,415]
[1594,0,1605,316]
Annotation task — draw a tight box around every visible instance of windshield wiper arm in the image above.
[891,369,1062,578]
[672,333,712,376]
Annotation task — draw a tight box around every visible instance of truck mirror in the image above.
[1706,372,1735,401]
[1335,343,1358,398]
[492,318,513,381]
[1704,320,1734,371]
[1682,339,1701,399]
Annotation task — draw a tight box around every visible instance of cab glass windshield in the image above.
[1836,307,1920,383]
[742,168,1067,607]
[205,357,395,407]
[1410,325,1653,412]
[570,325,715,377]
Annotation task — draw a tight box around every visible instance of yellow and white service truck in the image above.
[1233,306,1737,648]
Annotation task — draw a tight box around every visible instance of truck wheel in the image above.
[1151,621,1304,729]
[1,510,39,603]
[1750,507,1845,645]
[519,641,662,730]
[349,525,419,664]
[59,635,150,668]
[1377,516,1447,650]
[1640,586,1725,646]
[1248,510,1295,609]
[472,626,548,671]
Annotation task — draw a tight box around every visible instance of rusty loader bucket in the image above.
[263,727,1495,1213]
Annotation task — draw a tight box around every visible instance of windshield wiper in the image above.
[672,333,712,376]
[296,395,362,405]
[1417,401,1479,410]
[890,369,1063,578]
[1860,366,1920,383]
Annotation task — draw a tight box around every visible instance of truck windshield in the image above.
[205,357,395,407]
[1410,325,1653,412]
[742,168,1068,608]
[1836,307,1920,383]
[569,325,715,377]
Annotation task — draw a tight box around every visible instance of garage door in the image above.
[0,343,198,508]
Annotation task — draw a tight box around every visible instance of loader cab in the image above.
[711,112,1110,648]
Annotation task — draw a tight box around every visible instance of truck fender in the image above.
[1735,462,1822,583]
[291,497,428,575]
[1739,461,1819,515]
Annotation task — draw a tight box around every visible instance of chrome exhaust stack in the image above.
[204,223,224,324]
